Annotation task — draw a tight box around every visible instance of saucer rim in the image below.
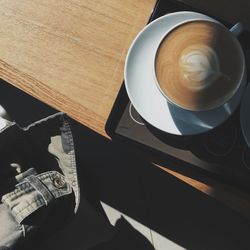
[240,84,250,148]
[124,11,244,136]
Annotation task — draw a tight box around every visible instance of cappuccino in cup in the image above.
[154,20,244,111]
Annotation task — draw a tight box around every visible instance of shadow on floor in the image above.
[90,217,154,250]
[1,79,250,250]
[30,196,115,250]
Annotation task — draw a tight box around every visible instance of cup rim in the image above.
[153,17,246,112]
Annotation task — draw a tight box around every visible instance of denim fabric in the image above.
[0,112,80,249]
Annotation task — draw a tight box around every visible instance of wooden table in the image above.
[1,0,250,218]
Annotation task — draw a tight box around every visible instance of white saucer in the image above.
[241,84,250,148]
[125,11,246,135]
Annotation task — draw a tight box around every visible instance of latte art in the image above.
[180,44,223,90]
[155,21,242,111]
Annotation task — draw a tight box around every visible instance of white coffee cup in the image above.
[152,14,247,112]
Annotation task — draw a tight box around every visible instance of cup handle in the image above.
[230,22,244,37]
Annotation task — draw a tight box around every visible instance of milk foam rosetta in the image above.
[179,44,226,90]
[155,21,242,111]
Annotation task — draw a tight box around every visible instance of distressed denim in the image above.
[0,112,80,249]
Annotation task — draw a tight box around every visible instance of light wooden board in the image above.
[0,0,155,135]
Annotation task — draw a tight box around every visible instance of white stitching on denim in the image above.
[2,170,72,223]
[14,198,46,222]
[23,112,64,131]
[4,181,70,204]
[21,225,26,238]
[62,118,80,212]
[13,184,72,222]
[3,171,67,200]
[3,185,32,200]
[11,198,44,216]
[28,181,49,206]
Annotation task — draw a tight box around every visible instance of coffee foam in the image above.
[179,44,225,90]
[155,21,242,111]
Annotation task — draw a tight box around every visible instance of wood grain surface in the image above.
[1,0,250,218]
[0,0,155,135]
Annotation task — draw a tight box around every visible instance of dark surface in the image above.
[1,79,250,249]
[90,217,154,250]
[241,84,250,148]
[105,0,250,192]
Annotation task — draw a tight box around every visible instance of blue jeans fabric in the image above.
[0,112,80,249]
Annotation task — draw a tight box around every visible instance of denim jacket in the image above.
[0,112,80,249]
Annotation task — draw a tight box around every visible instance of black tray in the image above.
[106,0,250,191]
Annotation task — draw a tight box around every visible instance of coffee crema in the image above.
[155,21,243,111]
